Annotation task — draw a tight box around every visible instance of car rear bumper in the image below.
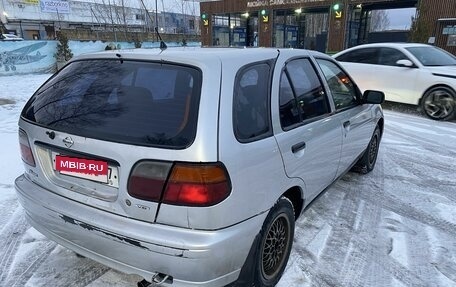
[15,174,266,287]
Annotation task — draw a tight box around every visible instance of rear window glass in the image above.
[22,60,202,149]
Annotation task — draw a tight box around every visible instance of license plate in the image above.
[52,154,119,188]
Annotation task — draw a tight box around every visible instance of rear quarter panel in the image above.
[215,53,297,230]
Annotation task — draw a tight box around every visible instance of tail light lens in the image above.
[128,161,231,207]
[19,129,35,167]
[163,163,231,207]
[128,161,172,201]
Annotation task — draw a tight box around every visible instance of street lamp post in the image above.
[155,0,158,41]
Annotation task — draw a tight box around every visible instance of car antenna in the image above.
[138,0,167,51]
[155,27,167,51]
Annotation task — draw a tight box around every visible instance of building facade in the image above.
[199,0,456,54]
[0,0,200,40]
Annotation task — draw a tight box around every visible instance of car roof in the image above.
[333,42,433,57]
[349,42,430,48]
[73,47,325,67]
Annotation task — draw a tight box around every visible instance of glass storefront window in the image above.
[273,10,328,51]
[212,13,249,47]
[273,10,300,48]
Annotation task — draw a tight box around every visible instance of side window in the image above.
[378,47,409,66]
[279,58,330,130]
[335,48,379,64]
[279,73,300,128]
[286,59,329,121]
[316,59,359,111]
[233,63,271,142]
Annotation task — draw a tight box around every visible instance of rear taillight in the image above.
[162,163,231,207]
[127,161,231,207]
[128,161,172,201]
[18,129,35,167]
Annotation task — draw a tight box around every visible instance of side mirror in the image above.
[396,59,414,68]
[363,90,385,104]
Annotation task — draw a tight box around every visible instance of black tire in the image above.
[354,126,381,174]
[421,86,455,121]
[254,197,295,287]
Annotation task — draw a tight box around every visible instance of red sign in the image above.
[55,155,108,176]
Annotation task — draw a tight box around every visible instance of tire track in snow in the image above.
[292,245,339,287]
[294,190,344,249]
[0,209,29,285]
[8,247,110,287]
[346,168,429,287]
[386,146,455,181]
[332,172,428,286]
[382,149,456,203]
[357,185,456,238]
[292,149,387,286]
[5,241,57,287]
[383,151,455,188]
[399,217,440,287]
[287,173,365,286]
[351,237,428,287]
[288,194,341,286]
[385,124,456,158]
[310,177,364,285]
[339,156,386,287]
[290,141,454,287]
[431,244,456,285]
[326,153,434,287]
[66,262,110,287]
[352,146,456,237]
[322,200,428,287]
[382,175,456,202]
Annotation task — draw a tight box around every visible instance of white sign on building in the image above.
[40,0,70,14]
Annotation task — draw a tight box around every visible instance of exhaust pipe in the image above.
[137,273,173,287]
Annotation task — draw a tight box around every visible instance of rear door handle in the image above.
[343,121,351,128]
[291,142,306,153]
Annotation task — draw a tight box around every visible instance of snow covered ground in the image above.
[1,74,455,287]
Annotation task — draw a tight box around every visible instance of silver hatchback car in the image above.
[15,48,384,286]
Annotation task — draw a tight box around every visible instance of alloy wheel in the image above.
[368,135,378,166]
[423,89,455,120]
[261,213,291,280]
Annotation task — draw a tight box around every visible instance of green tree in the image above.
[55,31,73,62]
[133,33,142,48]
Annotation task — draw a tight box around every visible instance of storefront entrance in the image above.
[212,12,258,47]
[273,9,328,52]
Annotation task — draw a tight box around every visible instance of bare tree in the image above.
[370,10,391,31]
[90,2,113,26]
[88,0,135,40]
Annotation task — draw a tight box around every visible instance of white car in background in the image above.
[1,33,24,41]
[334,43,456,121]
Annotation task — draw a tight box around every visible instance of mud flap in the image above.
[225,233,261,287]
